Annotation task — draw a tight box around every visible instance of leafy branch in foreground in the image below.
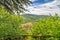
[0,0,31,14]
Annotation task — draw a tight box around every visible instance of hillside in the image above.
[21,14,49,22]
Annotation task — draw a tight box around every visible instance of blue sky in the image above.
[25,0,60,15]
[32,0,54,5]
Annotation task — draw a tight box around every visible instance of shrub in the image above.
[30,14,60,40]
[0,5,27,40]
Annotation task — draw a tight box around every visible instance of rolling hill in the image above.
[21,14,50,23]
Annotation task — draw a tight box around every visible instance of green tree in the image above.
[29,14,60,40]
[0,4,27,40]
[0,0,31,14]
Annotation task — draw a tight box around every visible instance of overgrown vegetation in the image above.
[29,14,60,40]
[0,3,60,40]
[0,5,27,40]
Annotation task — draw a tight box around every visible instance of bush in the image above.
[30,14,60,40]
[0,5,27,40]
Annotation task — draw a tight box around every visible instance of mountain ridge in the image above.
[21,14,49,22]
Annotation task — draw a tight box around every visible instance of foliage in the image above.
[29,14,60,40]
[0,3,60,40]
[0,5,27,40]
[0,0,31,14]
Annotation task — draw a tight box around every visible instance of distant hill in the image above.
[21,14,49,22]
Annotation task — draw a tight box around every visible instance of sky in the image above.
[25,0,60,15]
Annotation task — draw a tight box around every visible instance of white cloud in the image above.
[25,0,60,15]
[30,0,36,2]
